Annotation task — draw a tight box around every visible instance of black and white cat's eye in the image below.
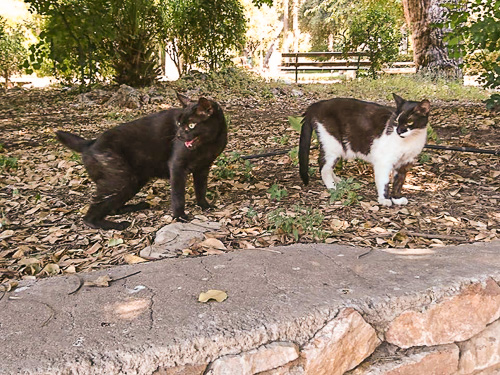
[188,123,196,129]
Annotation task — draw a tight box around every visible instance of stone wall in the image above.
[156,278,500,375]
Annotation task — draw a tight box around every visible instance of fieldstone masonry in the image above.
[164,279,500,375]
[2,242,500,374]
[157,278,500,375]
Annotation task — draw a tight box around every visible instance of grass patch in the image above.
[296,75,488,103]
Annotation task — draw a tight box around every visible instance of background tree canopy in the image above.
[0,15,27,91]
[23,0,260,86]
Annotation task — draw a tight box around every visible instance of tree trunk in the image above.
[292,0,299,53]
[402,0,462,78]
[283,0,289,53]
[263,24,284,69]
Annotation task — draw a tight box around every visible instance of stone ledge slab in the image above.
[0,241,499,374]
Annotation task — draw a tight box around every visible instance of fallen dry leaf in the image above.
[84,275,113,287]
[123,254,148,264]
[198,289,228,303]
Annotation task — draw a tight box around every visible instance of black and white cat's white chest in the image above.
[299,94,431,206]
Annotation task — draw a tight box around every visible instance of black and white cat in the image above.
[299,94,430,206]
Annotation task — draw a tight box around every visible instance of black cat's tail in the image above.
[55,131,94,153]
[299,113,313,185]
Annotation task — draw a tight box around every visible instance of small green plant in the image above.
[224,114,232,129]
[288,116,317,140]
[427,125,440,143]
[70,152,81,162]
[419,152,431,164]
[267,205,327,241]
[288,146,299,166]
[329,177,362,206]
[0,155,18,171]
[213,151,253,182]
[247,206,257,218]
[267,184,288,201]
[273,134,290,145]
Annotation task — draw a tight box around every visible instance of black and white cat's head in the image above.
[176,93,216,150]
[392,93,431,138]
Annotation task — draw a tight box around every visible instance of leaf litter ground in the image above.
[0,84,499,284]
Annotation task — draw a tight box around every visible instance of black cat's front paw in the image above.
[197,200,211,211]
[173,212,189,222]
[84,218,131,231]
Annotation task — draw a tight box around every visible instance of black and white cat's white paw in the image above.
[378,197,393,207]
[391,197,408,205]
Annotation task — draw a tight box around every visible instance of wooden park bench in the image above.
[281,52,415,82]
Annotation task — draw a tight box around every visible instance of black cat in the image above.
[56,93,227,230]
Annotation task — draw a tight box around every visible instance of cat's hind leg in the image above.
[319,146,340,189]
[316,124,342,189]
[82,154,140,230]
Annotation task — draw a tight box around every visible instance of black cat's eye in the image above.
[188,123,196,129]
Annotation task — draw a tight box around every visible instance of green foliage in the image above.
[427,124,440,143]
[26,0,162,87]
[300,0,404,55]
[0,155,18,171]
[443,0,499,109]
[108,0,162,86]
[160,0,246,75]
[25,0,113,86]
[287,116,303,133]
[267,205,327,241]
[288,146,299,166]
[267,184,288,201]
[342,2,402,78]
[419,152,431,164]
[251,0,273,7]
[288,116,318,141]
[0,16,28,90]
[213,151,253,182]
[329,177,362,206]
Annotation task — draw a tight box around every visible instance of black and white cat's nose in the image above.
[397,127,409,136]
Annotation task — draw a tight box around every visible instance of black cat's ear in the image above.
[393,93,405,109]
[196,97,214,116]
[415,99,431,116]
[176,92,191,108]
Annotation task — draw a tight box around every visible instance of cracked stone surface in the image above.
[0,241,499,374]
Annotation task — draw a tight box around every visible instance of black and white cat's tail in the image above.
[299,114,313,185]
[55,131,94,153]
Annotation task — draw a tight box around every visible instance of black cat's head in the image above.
[176,93,215,150]
[392,93,431,138]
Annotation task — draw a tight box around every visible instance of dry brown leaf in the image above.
[199,238,226,250]
[198,289,228,303]
[84,275,112,287]
[123,254,147,264]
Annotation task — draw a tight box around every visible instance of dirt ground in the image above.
[0,84,499,284]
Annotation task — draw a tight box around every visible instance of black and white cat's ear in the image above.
[176,92,191,108]
[415,99,431,116]
[392,93,405,109]
[196,97,214,116]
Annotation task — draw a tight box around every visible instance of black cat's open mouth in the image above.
[184,137,199,149]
